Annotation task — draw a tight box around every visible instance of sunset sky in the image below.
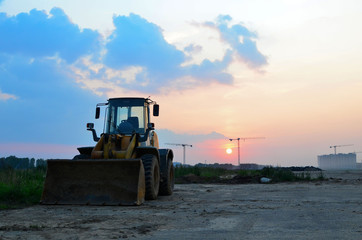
[1,0,362,166]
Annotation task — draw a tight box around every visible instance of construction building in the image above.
[318,153,357,170]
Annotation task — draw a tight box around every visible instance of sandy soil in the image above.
[0,170,361,240]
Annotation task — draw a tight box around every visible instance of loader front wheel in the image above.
[159,160,174,196]
[141,154,160,200]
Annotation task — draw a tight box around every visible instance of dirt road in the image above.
[1,170,361,239]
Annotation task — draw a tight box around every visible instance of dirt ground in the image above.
[0,170,361,240]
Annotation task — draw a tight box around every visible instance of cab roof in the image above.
[107,97,152,106]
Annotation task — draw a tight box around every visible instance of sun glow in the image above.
[226,148,232,154]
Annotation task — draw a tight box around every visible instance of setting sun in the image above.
[226,148,232,154]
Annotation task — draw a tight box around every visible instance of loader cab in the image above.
[105,98,148,135]
[101,97,158,138]
[89,97,159,142]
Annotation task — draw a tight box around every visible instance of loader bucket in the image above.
[40,159,145,206]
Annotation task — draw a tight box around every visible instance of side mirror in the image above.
[87,123,94,130]
[86,123,100,142]
[95,107,100,119]
[153,104,159,116]
[148,122,155,130]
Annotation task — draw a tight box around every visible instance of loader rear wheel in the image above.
[141,154,160,200]
[159,160,174,196]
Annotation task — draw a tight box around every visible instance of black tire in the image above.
[72,154,90,160]
[159,160,174,196]
[141,154,160,200]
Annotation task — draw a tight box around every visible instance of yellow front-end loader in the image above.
[41,97,174,206]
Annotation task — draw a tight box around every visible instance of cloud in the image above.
[205,14,267,68]
[184,50,233,84]
[0,8,100,63]
[184,44,202,54]
[0,54,102,145]
[105,14,185,74]
[102,13,234,92]
[0,89,17,100]
[0,9,267,97]
[0,8,267,150]
[0,8,102,146]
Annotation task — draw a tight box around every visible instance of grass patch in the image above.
[0,167,46,209]
[175,165,230,178]
[175,165,325,183]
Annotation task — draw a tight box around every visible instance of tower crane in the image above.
[228,137,265,165]
[165,143,193,165]
[329,144,353,154]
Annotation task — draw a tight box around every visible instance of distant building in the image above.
[357,162,362,169]
[318,153,357,170]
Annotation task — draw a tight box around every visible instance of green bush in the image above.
[237,169,260,177]
[261,167,296,182]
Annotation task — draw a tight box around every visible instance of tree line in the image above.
[0,156,47,169]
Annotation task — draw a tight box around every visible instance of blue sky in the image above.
[1,0,362,166]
